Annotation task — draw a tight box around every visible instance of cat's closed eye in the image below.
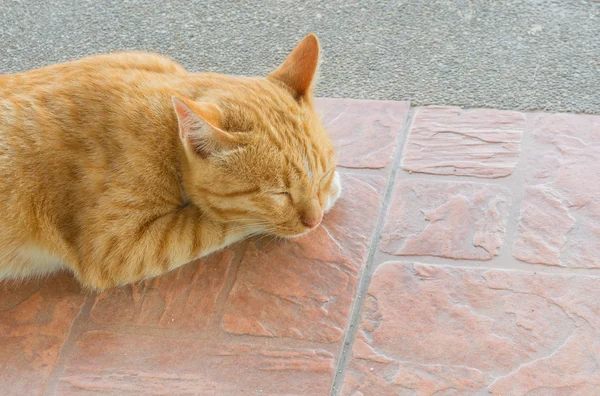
[271,191,292,204]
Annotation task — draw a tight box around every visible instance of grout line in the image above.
[330,106,416,395]
[373,250,600,276]
[360,258,600,278]
[42,294,96,396]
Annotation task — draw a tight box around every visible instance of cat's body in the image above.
[0,34,341,290]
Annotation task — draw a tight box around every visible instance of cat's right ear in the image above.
[268,33,320,100]
[172,96,238,158]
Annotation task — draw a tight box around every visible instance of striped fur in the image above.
[0,34,341,290]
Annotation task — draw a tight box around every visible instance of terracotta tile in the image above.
[56,331,335,395]
[381,179,512,260]
[221,173,387,343]
[514,113,600,268]
[316,98,409,169]
[89,250,235,330]
[402,106,525,178]
[0,274,86,395]
[342,262,600,395]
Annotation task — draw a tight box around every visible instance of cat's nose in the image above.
[301,214,322,229]
[301,198,323,229]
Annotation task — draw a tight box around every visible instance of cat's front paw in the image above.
[324,171,342,213]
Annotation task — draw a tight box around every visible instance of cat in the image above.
[0,33,341,290]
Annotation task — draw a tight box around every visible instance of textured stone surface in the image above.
[402,106,525,178]
[6,103,600,396]
[342,262,600,395]
[514,113,600,268]
[381,179,512,260]
[89,250,235,329]
[0,274,85,395]
[221,173,386,343]
[57,331,335,395]
[316,98,409,169]
[513,186,576,267]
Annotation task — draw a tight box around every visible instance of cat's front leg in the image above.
[75,205,257,290]
[195,219,263,259]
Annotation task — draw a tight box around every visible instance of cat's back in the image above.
[0,51,188,147]
[0,53,187,129]
[1,51,186,90]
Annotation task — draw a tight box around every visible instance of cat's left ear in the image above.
[268,33,320,99]
[172,96,238,158]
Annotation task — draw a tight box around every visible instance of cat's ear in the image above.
[268,33,320,99]
[172,96,237,158]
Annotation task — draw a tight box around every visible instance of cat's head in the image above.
[173,33,341,238]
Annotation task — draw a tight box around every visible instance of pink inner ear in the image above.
[174,102,190,120]
[173,98,201,140]
[172,96,238,158]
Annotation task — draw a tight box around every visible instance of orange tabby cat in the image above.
[0,33,341,290]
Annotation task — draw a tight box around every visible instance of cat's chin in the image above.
[323,171,342,213]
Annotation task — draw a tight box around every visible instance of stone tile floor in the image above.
[1,98,599,395]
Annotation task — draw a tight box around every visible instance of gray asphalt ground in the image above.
[1,0,599,114]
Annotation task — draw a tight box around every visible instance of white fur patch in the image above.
[324,171,342,212]
[0,244,65,280]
